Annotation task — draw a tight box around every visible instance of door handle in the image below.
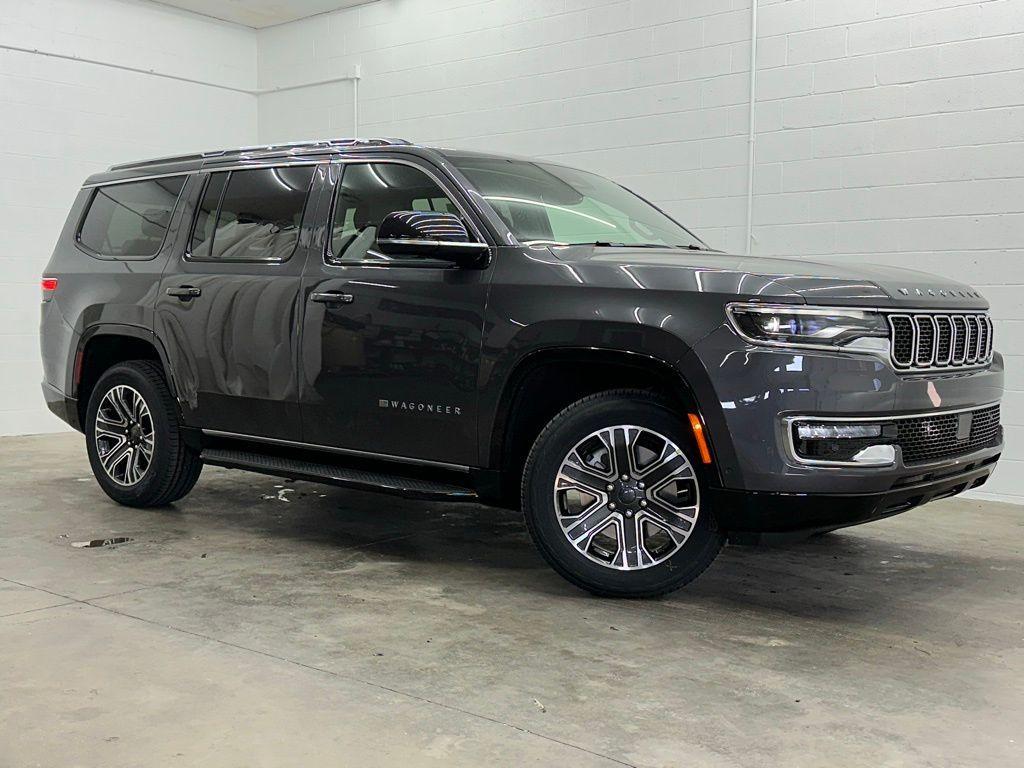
[311,291,354,305]
[166,286,202,300]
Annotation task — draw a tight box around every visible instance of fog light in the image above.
[796,423,881,440]
[792,420,897,465]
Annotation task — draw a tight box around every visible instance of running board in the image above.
[200,448,478,501]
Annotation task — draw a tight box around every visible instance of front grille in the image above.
[888,313,993,372]
[897,405,1001,464]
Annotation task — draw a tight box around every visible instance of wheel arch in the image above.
[481,345,731,507]
[72,324,178,426]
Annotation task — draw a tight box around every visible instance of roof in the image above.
[82,139,566,188]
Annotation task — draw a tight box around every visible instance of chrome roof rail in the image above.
[108,138,413,172]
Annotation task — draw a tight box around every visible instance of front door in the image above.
[298,160,491,466]
[155,164,321,440]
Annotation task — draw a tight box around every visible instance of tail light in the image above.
[41,277,58,300]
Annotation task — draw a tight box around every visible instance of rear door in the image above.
[155,163,320,440]
[297,159,492,466]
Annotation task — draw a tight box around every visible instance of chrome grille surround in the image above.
[887,312,993,372]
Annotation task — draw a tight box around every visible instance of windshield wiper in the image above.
[584,241,679,248]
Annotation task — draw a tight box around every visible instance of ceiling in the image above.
[152,0,378,28]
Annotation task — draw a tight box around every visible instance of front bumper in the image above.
[712,446,1000,537]
[687,325,1004,534]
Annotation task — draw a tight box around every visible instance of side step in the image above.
[200,448,477,501]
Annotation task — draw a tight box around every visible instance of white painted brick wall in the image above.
[254,0,1024,502]
[0,0,257,436]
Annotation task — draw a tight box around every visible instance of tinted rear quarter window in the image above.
[189,166,315,262]
[78,176,187,258]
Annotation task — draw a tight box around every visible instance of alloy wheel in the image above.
[94,384,155,486]
[553,425,700,570]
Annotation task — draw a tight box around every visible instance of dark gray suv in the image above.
[40,138,1003,596]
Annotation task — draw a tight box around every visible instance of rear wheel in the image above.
[522,390,724,597]
[85,360,202,507]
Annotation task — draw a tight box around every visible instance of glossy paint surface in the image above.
[153,172,311,440]
[40,144,1004,515]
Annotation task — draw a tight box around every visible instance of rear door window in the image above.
[78,176,187,258]
[188,166,315,262]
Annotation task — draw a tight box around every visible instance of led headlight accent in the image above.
[727,304,888,349]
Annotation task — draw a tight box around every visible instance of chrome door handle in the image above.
[311,291,354,305]
[166,286,201,300]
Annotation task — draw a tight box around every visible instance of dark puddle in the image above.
[71,537,134,549]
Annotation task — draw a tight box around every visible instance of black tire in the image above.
[85,360,202,508]
[522,390,724,598]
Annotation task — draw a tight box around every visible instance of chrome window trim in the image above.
[783,402,1001,469]
[81,160,326,188]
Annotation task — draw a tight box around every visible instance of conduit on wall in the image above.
[0,44,362,134]
[744,0,759,256]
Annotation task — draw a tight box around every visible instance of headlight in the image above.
[727,303,888,349]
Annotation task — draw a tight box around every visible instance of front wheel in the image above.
[522,390,724,597]
[85,360,202,507]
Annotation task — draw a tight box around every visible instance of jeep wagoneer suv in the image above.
[41,138,1003,596]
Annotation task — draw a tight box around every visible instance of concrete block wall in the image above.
[0,0,258,435]
[256,0,1024,502]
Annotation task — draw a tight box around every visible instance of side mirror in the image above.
[376,211,489,266]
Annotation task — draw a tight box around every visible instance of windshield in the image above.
[449,156,706,249]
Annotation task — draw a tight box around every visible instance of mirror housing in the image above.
[376,211,488,266]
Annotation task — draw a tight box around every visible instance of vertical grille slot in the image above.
[976,317,989,362]
[887,312,992,372]
[965,316,980,363]
[952,316,968,363]
[913,316,936,366]
[934,316,953,365]
[889,315,915,368]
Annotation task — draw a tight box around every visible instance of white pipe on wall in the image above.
[744,0,759,256]
[0,43,361,126]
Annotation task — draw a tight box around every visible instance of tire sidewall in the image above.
[524,396,723,597]
[85,364,175,505]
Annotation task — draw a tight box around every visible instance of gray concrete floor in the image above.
[1,433,1022,767]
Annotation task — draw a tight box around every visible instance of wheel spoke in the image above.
[617,514,642,569]
[128,448,146,484]
[130,391,145,422]
[101,442,131,477]
[643,499,695,537]
[558,464,610,495]
[608,427,632,478]
[565,505,617,544]
[111,387,134,423]
[95,415,125,439]
[641,452,690,487]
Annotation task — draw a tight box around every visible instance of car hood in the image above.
[547,245,989,310]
